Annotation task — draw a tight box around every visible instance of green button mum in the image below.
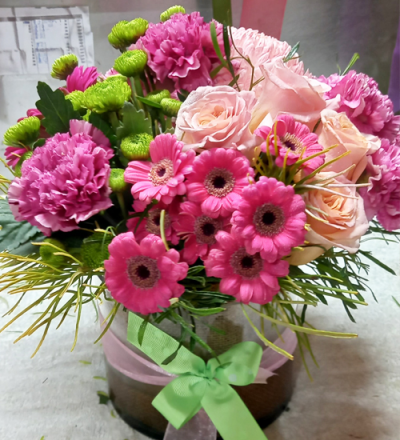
[121,133,153,160]
[109,168,127,193]
[81,232,113,269]
[114,50,148,78]
[146,89,171,104]
[108,18,149,50]
[40,239,67,268]
[51,54,79,80]
[65,90,85,111]
[160,98,182,117]
[84,77,131,113]
[160,5,186,22]
[3,116,41,147]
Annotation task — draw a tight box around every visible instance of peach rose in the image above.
[250,60,327,132]
[317,109,380,182]
[175,85,257,156]
[298,173,369,262]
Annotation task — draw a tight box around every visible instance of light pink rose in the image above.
[317,109,381,182]
[301,172,369,256]
[174,85,257,156]
[250,60,327,133]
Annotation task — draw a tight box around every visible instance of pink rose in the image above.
[250,60,326,132]
[175,85,257,156]
[301,172,369,255]
[317,109,380,182]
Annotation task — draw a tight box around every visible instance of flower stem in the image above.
[160,209,170,251]
[109,112,120,130]
[116,192,127,220]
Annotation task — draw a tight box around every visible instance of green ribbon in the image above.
[127,312,268,440]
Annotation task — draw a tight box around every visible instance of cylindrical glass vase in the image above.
[100,300,295,439]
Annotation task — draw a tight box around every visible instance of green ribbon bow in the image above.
[127,312,268,440]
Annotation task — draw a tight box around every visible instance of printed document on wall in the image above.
[0,6,94,75]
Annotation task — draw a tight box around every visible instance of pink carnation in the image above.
[320,71,400,142]
[205,231,289,304]
[215,27,305,97]
[137,12,221,92]
[185,148,254,218]
[231,177,307,262]
[8,121,113,235]
[124,134,195,205]
[360,137,400,230]
[173,201,231,264]
[66,66,99,92]
[256,115,325,174]
[127,199,180,245]
[105,232,188,315]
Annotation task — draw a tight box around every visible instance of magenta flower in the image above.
[105,232,188,315]
[320,71,400,142]
[66,66,99,92]
[231,177,307,262]
[173,201,231,264]
[360,137,400,231]
[17,108,43,122]
[8,121,113,235]
[124,134,195,205]
[185,148,254,218]
[137,12,221,92]
[5,146,28,168]
[256,115,325,174]
[127,199,180,245]
[205,231,289,304]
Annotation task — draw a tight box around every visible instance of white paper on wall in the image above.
[0,6,94,75]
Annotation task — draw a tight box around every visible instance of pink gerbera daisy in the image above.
[185,148,254,218]
[105,232,188,315]
[255,115,325,175]
[204,231,289,304]
[173,201,231,264]
[127,199,180,245]
[231,177,307,262]
[124,134,195,205]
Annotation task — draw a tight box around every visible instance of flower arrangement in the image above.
[1,4,399,439]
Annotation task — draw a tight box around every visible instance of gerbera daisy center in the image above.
[150,159,174,186]
[127,256,160,289]
[204,168,235,198]
[281,133,303,154]
[230,247,263,279]
[194,216,223,244]
[253,203,285,237]
[146,209,171,235]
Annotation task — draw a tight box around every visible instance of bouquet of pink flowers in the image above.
[1,4,399,439]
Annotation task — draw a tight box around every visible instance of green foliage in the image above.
[97,391,110,405]
[0,199,43,253]
[36,82,81,135]
[88,112,117,146]
[116,102,152,140]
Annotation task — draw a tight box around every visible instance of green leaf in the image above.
[283,42,300,63]
[136,96,162,109]
[180,303,225,316]
[79,360,91,365]
[97,390,110,405]
[32,138,46,148]
[210,22,227,68]
[342,53,360,75]
[212,0,232,26]
[359,250,396,276]
[0,199,43,252]
[93,376,107,381]
[138,315,150,346]
[35,82,80,135]
[88,112,117,146]
[116,102,152,140]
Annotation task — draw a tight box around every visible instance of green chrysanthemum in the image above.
[65,90,85,111]
[51,54,79,80]
[160,98,182,117]
[109,168,127,193]
[3,117,41,147]
[146,89,171,104]
[14,151,33,177]
[108,18,149,50]
[40,238,67,268]
[120,133,153,160]
[160,5,186,22]
[81,232,113,269]
[84,77,131,113]
[114,50,148,77]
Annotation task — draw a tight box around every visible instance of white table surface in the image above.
[0,238,399,440]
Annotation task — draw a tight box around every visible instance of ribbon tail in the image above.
[163,409,217,440]
[202,382,268,440]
